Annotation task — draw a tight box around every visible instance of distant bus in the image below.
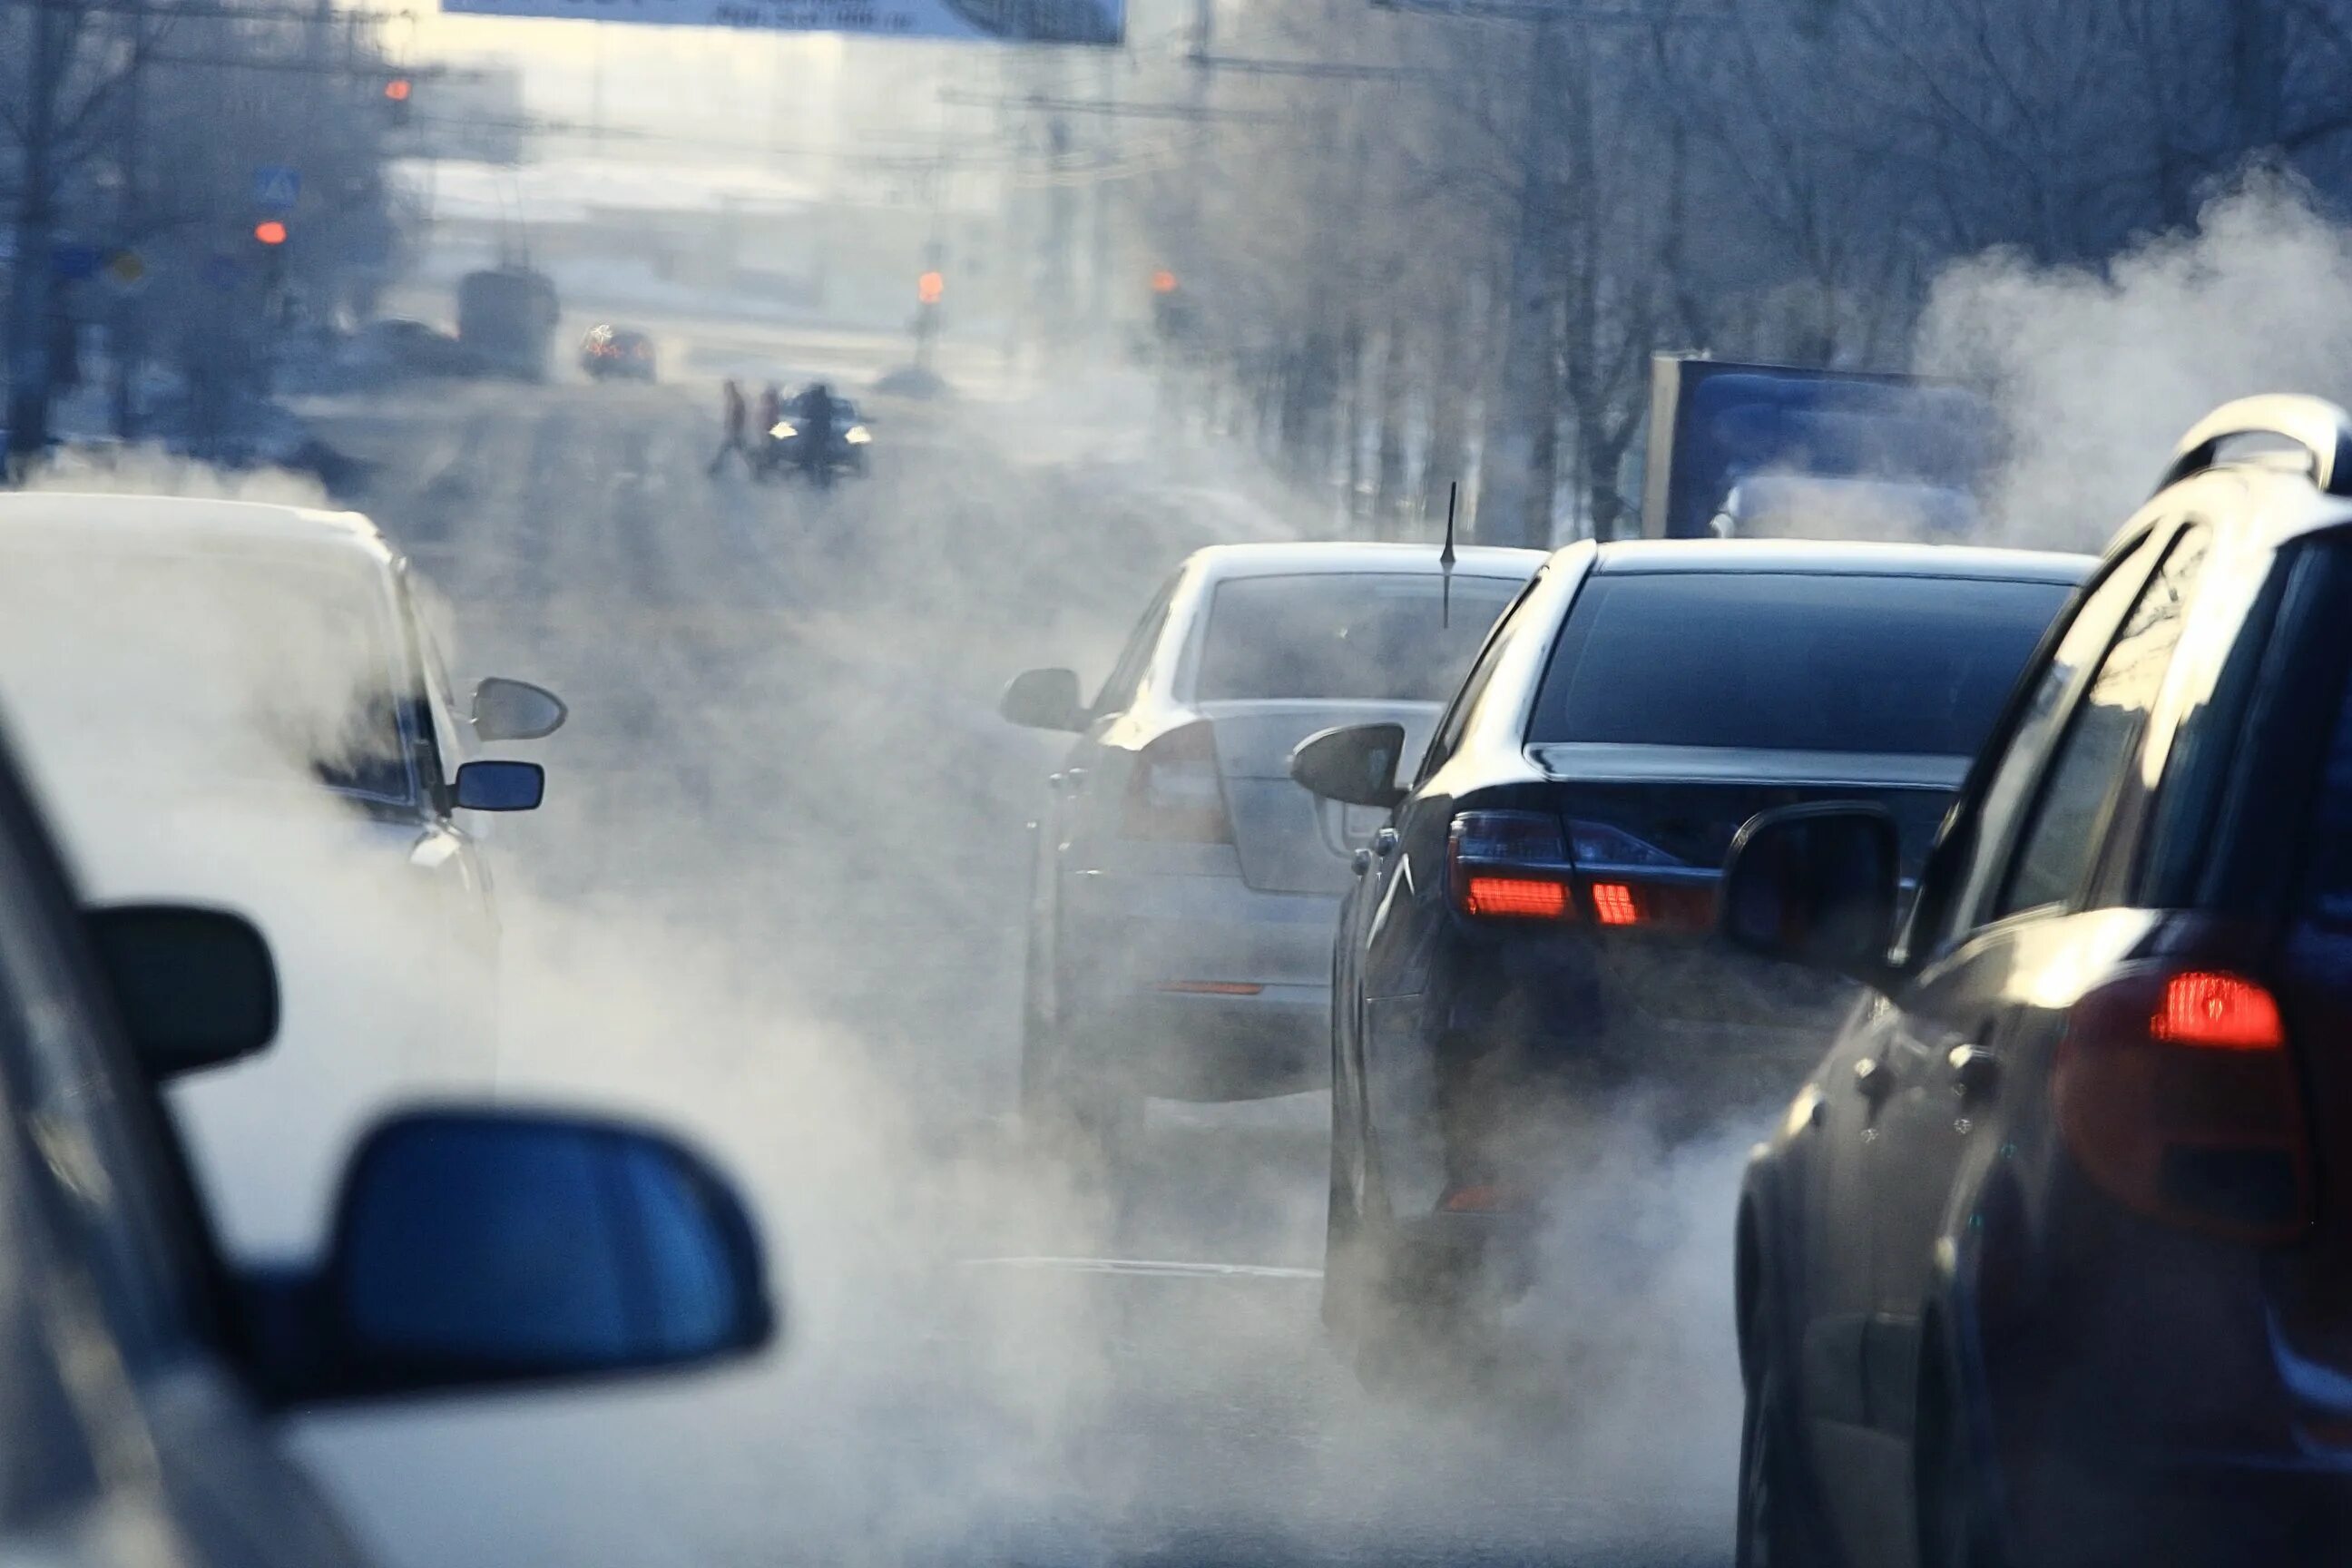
[456,267,559,382]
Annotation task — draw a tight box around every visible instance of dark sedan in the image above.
[1294,538,2090,1373]
[1726,397,2352,1568]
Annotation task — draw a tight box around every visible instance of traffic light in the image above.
[916,270,944,306]
[1151,268,1178,296]
[384,76,413,127]
[252,220,288,247]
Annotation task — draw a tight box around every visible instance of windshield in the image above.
[1531,571,2069,754]
[0,551,411,802]
[1194,573,1529,702]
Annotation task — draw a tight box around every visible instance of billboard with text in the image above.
[437,0,1122,44]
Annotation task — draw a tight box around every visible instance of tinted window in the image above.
[1418,571,1544,783]
[1093,574,1178,717]
[1529,572,2070,753]
[1997,530,2208,916]
[1195,573,1527,703]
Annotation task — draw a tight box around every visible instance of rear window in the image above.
[1529,571,2071,754]
[1194,573,1529,702]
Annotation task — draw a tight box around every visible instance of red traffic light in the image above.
[253,220,288,246]
[916,270,944,306]
[1151,269,1179,295]
[384,77,413,102]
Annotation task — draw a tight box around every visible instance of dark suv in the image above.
[1726,397,2352,1568]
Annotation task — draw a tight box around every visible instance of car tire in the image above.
[1916,1337,2004,1568]
[1736,1350,1835,1567]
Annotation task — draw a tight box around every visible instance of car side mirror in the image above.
[471,677,567,741]
[999,667,1085,732]
[1289,722,1408,810]
[455,760,544,812]
[86,905,279,1080]
[1721,804,1901,985]
[263,1108,776,1406]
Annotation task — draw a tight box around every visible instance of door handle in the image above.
[1352,848,1375,876]
[1948,1045,2000,1099]
[1853,1056,1893,1100]
[1373,828,1399,858]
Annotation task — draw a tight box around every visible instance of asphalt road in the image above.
[270,348,1749,1568]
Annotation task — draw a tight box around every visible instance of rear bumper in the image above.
[1059,868,1335,1101]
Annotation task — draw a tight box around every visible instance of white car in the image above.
[0,494,565,1250]
[1000,541,1546,1142]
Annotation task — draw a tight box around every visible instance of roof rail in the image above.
[2158,395,2352,497]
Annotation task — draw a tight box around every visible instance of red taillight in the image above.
[2152,972,2286,1050]
[2054,966,2310,1243]
[1592,881,1638,926]
[1122,721,1232,843]
[1464,876,1572,919]
[1451,812,1577,920]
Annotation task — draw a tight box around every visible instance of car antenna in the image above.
[1439,481,1458,628]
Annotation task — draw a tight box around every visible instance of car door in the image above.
[0,740,370,1568]
[1353,580,1541,1215]
[1864,524,2208,1450]
[1031,573,1179,1031]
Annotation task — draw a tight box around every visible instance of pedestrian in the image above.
[708,378,750,476]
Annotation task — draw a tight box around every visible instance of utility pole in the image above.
[7,0,74,471]
[1480,15,1559,548]
[1087,49,1115,346]
[110,0,148,438]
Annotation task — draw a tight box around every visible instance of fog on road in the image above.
[257,331,1748,1568]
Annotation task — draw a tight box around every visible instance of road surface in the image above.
[265,348,1751,1568]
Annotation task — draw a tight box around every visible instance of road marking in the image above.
[957,1255,1322,1281]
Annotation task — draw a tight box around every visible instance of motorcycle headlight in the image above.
[845,426,872,445]
[769,422,797,439]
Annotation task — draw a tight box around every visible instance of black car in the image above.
[0,714,775,1563]
[1726,397,2352,1568]
[580,323,657,382]
[1293,538,2090,1367]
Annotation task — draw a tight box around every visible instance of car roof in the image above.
[0,494,398,570]
[1185,541,1548,581]
[1583,537,2093,583]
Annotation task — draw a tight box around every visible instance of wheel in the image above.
[1916,1342,2004,1568]
[1736,1350,1835,1567]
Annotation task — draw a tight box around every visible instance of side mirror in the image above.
[270,1108,775,1406]
[998,667,1085,732]
[1720,804,1901,985]
[87,905,279,1080]
[1289,723,1408,810]
[454,760,544,812]
[471,677,567,742]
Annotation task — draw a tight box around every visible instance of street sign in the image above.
[437,0,1122,44]
[252,165,302,212]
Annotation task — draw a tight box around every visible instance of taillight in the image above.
[1450,811,1577,920]
[1122,721,1232,843]
[2053,966,2312,1243]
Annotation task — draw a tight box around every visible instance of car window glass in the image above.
[0,830,186,1363]
[1195,574,1524,703]
[1919,534,2162,948]
[1995,529,2209,919]
[1093,575,1178,718]
[1417,571,1542,784]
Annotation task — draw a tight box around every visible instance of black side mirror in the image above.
[471,677,567,742]
[261,1107,776,1406]
[1721,804,1901,985]
[999,667,1085,732]
[87,905,279,1080]
[1289,722,1408,810]
[454,760,544,811]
